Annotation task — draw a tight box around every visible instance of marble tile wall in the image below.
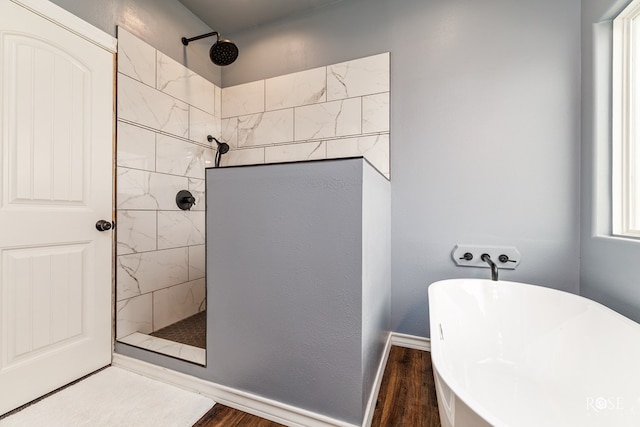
[115,28,215,340]
[220,53,390,177]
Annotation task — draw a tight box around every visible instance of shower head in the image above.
[207,135,230,154]
[208,135,229,168]
[210,38,238,66]
[181,31,239,66]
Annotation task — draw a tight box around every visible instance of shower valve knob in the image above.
[176,190,196,210]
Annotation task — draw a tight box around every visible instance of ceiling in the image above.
[178,0,343,35]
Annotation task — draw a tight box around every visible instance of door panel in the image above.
[0,1,113,415]
[3,244,87,365]
[7,34,87,204]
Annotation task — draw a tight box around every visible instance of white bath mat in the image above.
[0,367,214,427]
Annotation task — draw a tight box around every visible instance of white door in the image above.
[0,1,113,415]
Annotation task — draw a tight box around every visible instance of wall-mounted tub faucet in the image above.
[480,253,499,281]
[451,245,520,274]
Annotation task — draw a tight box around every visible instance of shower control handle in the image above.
[95,220,113,232]
[176,190,196,211]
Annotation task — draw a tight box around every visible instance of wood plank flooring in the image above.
[371,346,440,427]
[193,404,285,427]
[194,346,440,427]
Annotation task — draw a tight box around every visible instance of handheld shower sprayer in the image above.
[208,135,229,168]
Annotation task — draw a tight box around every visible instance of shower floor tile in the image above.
[151,311,206,349]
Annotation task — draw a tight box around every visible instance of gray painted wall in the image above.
[361,162,391,411]
[50,0,221,85]
[580,0,640,323]
[224,0,582,337]
[205,158,389,425]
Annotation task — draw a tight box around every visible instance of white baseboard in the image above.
[361,332,430,426]
[112,354,358,427]
[390,332,431,351]
[113,332,430,427]
[361,332,393,427]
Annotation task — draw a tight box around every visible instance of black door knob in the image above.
[96,220,113,231]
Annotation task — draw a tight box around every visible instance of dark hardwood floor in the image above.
[193,404,285,427]
[371,346,440,427]
[194,345,441,427]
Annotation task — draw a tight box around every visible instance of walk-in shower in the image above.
[115,27,220,366]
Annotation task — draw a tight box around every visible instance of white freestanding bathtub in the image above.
[428,279,640,427]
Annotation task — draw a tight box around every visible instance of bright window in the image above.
[613,0,640,237]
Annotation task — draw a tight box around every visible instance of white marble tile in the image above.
[221,118,238,149]
[117,247,189,298]
[117,169,189,210]
[150,173,190,210]
[264,141,326,163]
[219,147,265,167]
[327,53,390,101]
[188,178,205,212]
[189,245,206,281]
[117,28,156,87]
[294,98,362,141]
[237,109,294,147]
[265,66,327,111]
[156,134,213,179]
[189,106,221,147]
[326,133,390,177]
[156,52,216,115]
[222,80,264,118]
[153,279,206,330]
[157,211,206,250]
[116,294,152,339]
[116,257,142,301]
[117,168,157,210]
[117,121,156,171]
[116,210,157,255]
[118,74,189,138]
[215,85,222,119]
[362,92,390,133]
[118,332,205,365]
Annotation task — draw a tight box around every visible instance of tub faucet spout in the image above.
[481,254,498,281]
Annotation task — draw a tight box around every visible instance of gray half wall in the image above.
[206,158,390,425]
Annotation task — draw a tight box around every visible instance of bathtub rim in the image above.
[427,278,640,427]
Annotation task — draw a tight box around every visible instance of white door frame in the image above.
[10,0,117,54]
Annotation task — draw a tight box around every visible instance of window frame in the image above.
[612,0,640,238]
